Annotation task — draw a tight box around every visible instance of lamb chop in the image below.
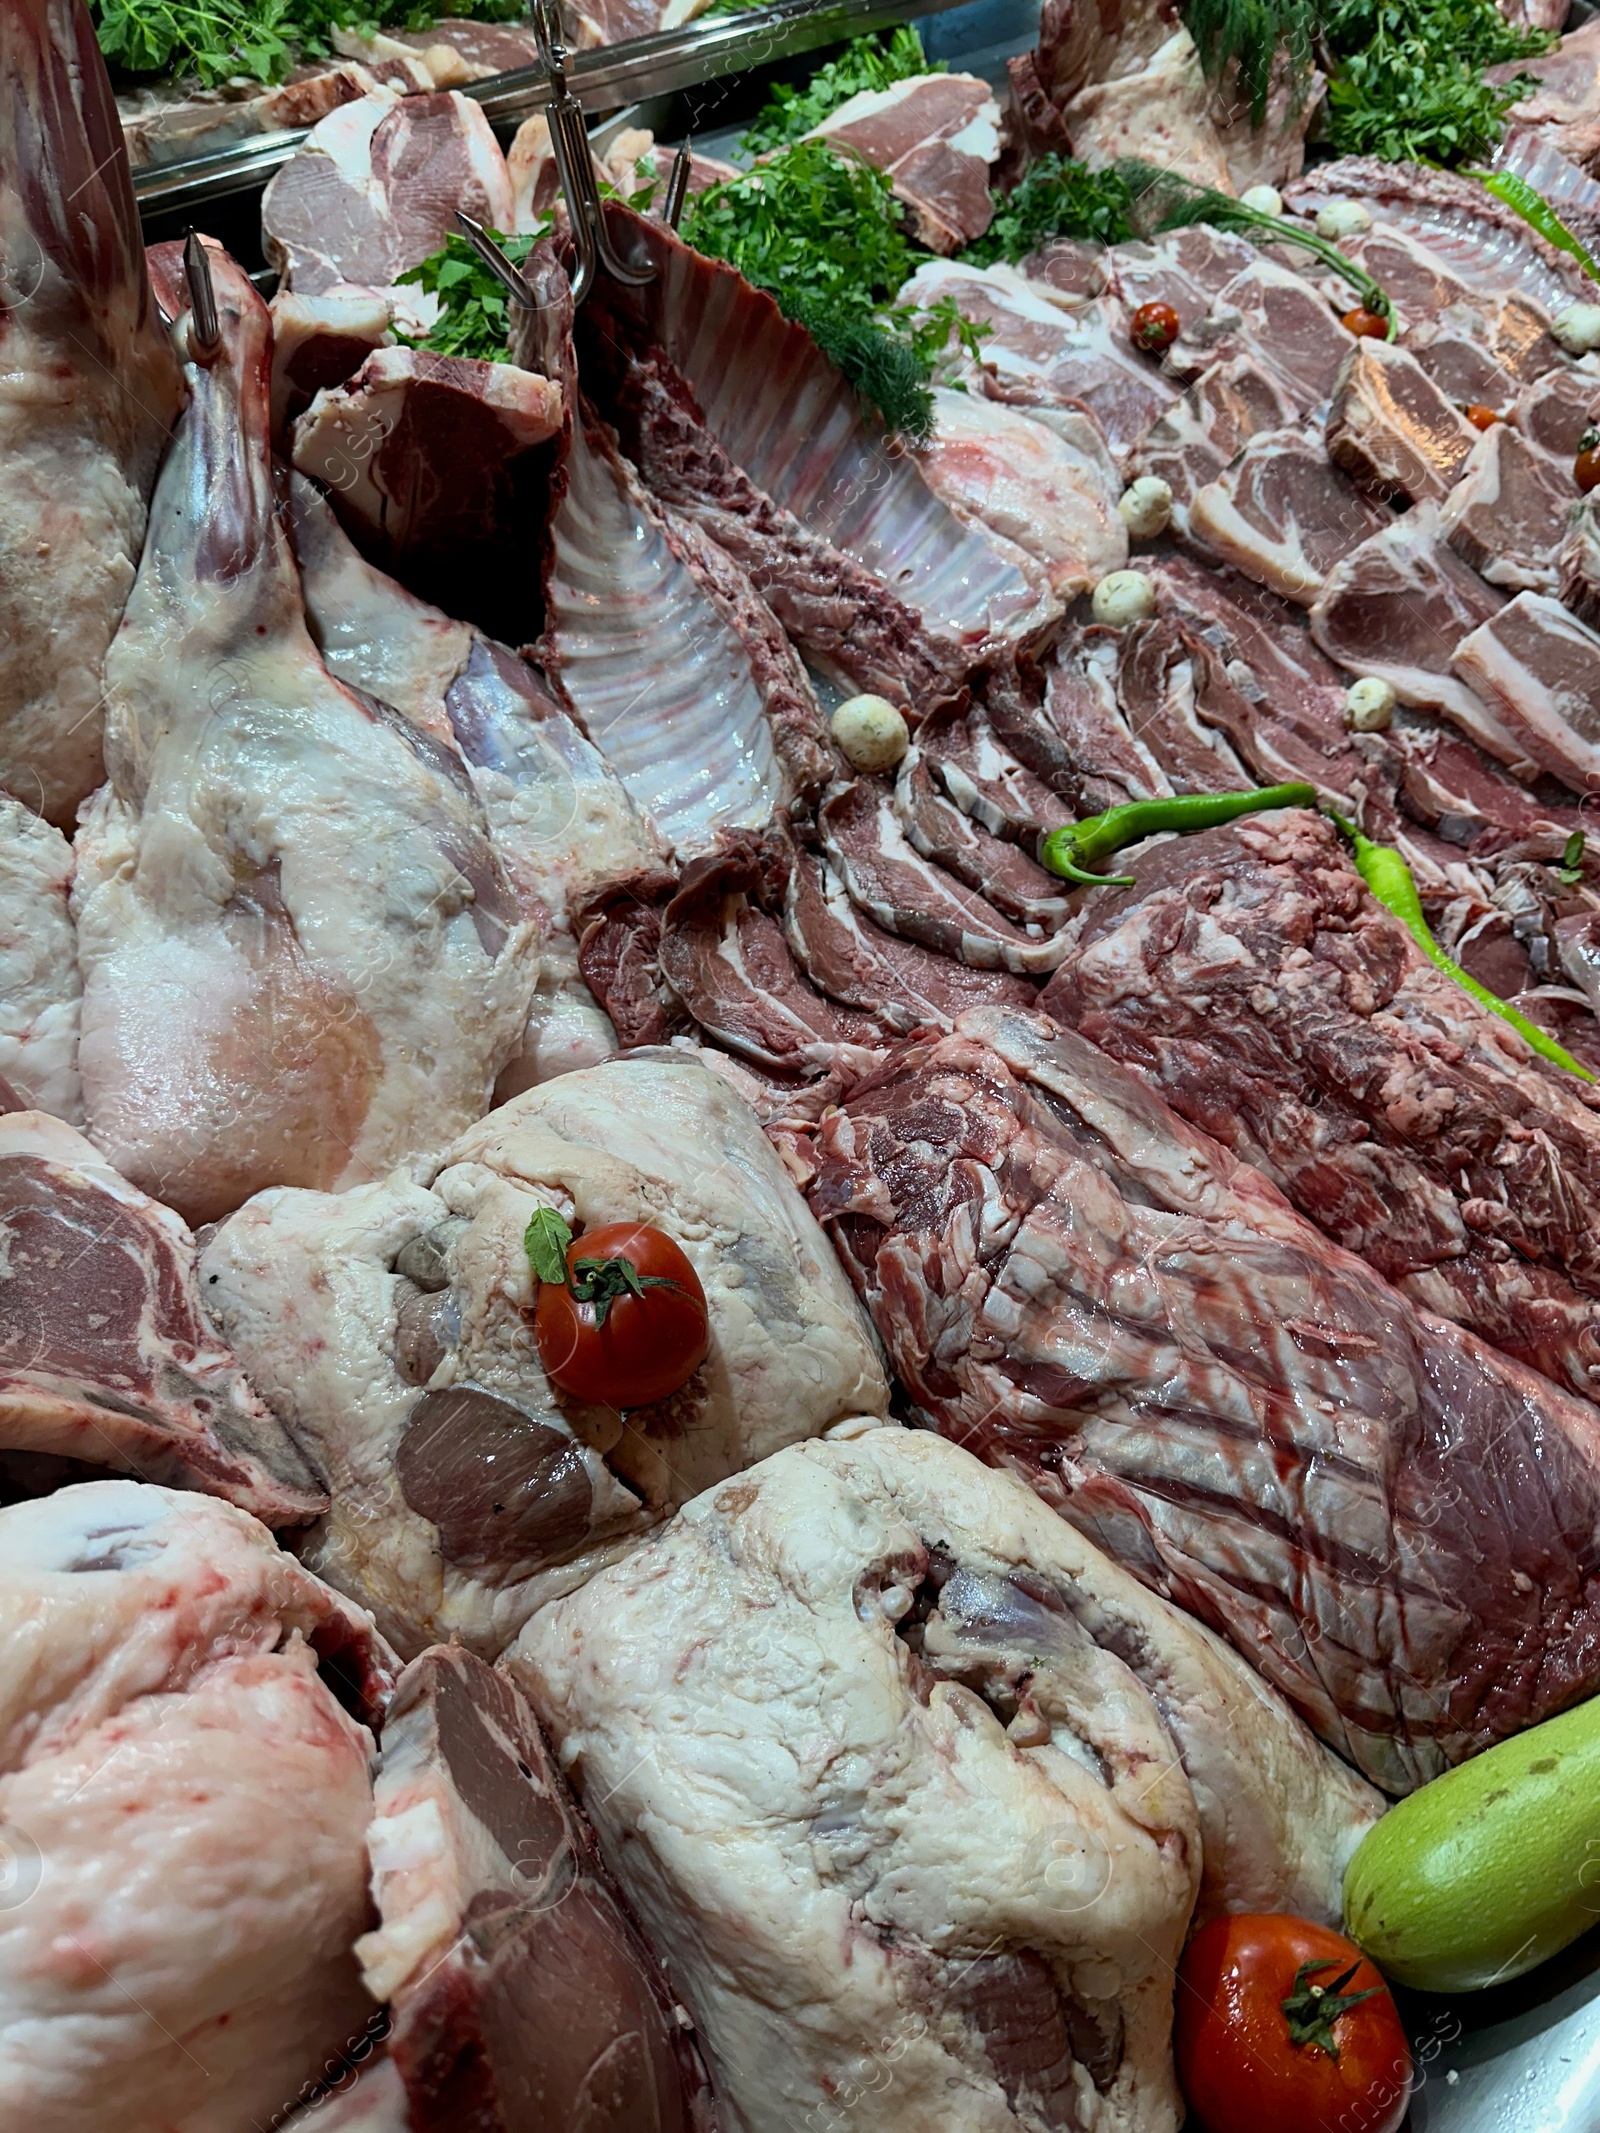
[800,1004,1600,1795]
[0,1108,324,1525]
[199,1050,887,1658]
[73,238,537,1227]
[0,0,184,827]
[508,1426,1382,2133]
[359,1645,718,2129]
[0,1480,395,2132]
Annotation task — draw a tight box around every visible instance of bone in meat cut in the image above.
[1324,339,1480,505]
[509,1426,1383,2133]
[0,1480,395,2132]
[0,0,185,827]
[582,208,1055,663]
[1453,592,1600,791]
[0,800,80,1124]
[1187,427,1392,605]
[802,1004,1600,1794]
[804,73,1002,253]
[73,240,537,1227]
[358,1645,718,2130]
[261,88,514,298]
[1440,422,1578,596]
[915,388,1128,599]
[0,1109,324,1524]
[200,1051,888,1657]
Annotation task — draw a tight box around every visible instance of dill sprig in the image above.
[1180,0,1318,125]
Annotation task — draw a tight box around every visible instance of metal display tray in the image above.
[131,0,1600,2113]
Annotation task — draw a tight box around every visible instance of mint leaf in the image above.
[524,1206,573,1286]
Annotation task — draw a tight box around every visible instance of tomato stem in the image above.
[1281,1958,1383,2059]
[568,1254,691,1330]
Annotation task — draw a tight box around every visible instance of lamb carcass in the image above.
[199,1050,888,1657]
[0,800,80,1124]
[358,1645,718,2128]
[73,239,537,1226]
[508,1425,1382,2133]
[0,1480,395,2132]
[0,1109,324,1524]
[798,1004,1600,1794]
[0,0,184,826]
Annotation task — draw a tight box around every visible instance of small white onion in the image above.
[831,693,909,773]
[1316,199,1373,240]
[1344,676,1397,732]
[1091,569,1156,627]
[1118,475,1173,540]
[1240,183,1284,218]
[1553,302,1600,356]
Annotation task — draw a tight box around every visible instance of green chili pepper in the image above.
[1467,171,1600,285]
[1040,782,1318,888]
[1328,812,1596,1082]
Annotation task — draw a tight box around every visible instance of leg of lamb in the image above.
[0,1480,395,2133]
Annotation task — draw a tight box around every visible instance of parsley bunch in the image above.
[681,140,939,439]
[93,0,525,90]
[965,156,1136,267]
[395,230,537,363]
[739,27,942,156]
[1323,0,1556,167]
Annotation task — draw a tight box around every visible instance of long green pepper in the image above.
[1328,814,1595,1082]
[1040,783,1317,887]
[1467,170,1600,284]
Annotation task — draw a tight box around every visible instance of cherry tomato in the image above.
[1578,428,1600,493]
[1176,1914,1412,2133]
[1131,300,1181,353]
[532,1220,709,1409]
[1341,305,1390,340]
[1463,402,1503,431]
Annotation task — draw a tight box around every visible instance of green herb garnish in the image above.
[1181,0,1318,125]
[92,0,527,90]
[681,140,940,439]
[1559,831,1588,888]
[740,26,942,156]
[965,155,1137,267]
[394,229,538,364]
[524,1206,574,1285]
[1322,0,1556,168]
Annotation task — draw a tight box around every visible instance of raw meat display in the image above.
[0,0,184,828]
[0,801,80,1124]
[200,1050,887,1655]
[358,1644,718,2128]
[509,1426,1382,2132]
[804,72,1002,253]
[0,1481,394,2131]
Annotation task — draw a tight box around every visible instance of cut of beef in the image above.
[1039,809,1600,1406]
[894,751,1072,927]
[1325,340,1480,504]
[1453,592,1600,790]
[783,852,1038,1032]
[898,259,1181,465]
[658,840,884,1073]
[801,1004,1600,1792]
[1189,426,1392,604]
[915,388,1128,599]
[1114,618,1252,792]
[1310,509,1524,765]
[268,286,393,439]
[0,1110,326,1524]
[1440,420,1576,594]
[358,1646,717,2132]
[1133,354,1304,548]
[261,88,512,296]
[1168,260,1356,405]
[804,73,1001,253]
[819,782,1072,975]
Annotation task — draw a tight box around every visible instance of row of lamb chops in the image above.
[9,0,1600,2126]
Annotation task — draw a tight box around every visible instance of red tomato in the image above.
[1463,402,1502,431]
[1341,306,1390,340]
[1176,1915,1412,2133]
[1131,300,1181,352]
[533,1220,709,1409]
[1577,441,1600,494]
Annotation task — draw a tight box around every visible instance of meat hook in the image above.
[662,140,692,231]
[453,210,538,309]
[530,0,654,305]
[182,229,221,361]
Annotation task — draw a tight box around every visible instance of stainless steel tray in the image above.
[129,0,975,214]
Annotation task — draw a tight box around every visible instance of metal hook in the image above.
[662,140,692,231]
[453,211,538,308]
[183,228,220,358]
[529,0,654,305]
